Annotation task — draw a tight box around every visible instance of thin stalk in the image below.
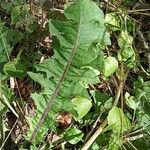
[81,80,124,150]
[113,82,123,106]
[131,12,150,16]
[14,78,25,115]
[81,59,126,150]
[127,141,138,150]
[0,113,3,147]
[0,119,18,150]
[84,111,104,142]
[2,95,19,118]
[125,133,147,142]
[81,119,108,150]
[127,9,150,13]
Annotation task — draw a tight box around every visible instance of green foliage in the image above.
[63,126,84,144]
[105,13,122,31]
[118,31,136,68]
[0,76,14,116]
[3,50,27,77]
[107,107,131,133]
[105,13,137,69]
[108,133,123,150]
[0,0,149,149]
[72,97,92,120]
[107,107,131,150]
[104,56,118,77]
[1,1,12,11]
[0,22,23,63]
[123,0,138,6]
[90,133,110,150]
[11,5,27,24]
[26,0,110,145]
[125,92,140,110]
[133,77,150,127]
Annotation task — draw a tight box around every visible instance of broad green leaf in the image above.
[104,56,118,77]
[63,126,84,144]
[90,47,105,71]
[26,93,57,144]
[27,0,110,145]
[26,92,77,144]
[72,97,92,120]
[49,0,110,67]
[107,107,131,132]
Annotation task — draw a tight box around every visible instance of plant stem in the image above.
[84,111,104,142]
[113,82,123,106]
[0,113,3,147]
[81,80,124,150]
[0,119,18,150]
[81,119,108,150]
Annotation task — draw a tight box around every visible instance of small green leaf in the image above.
[123,0,138,6]
[0,81,14,112]
[11,5,28,25]
[121,47,135,61]
[136,111,150,127]
[105,13,122,31]
[63,126,84,144]
[1,1,12,11]
[3,51,26,77]
[117,31,136,68]
[108,133,123,150]
[72,97,92,120]
[107,107,131,132]
[125,92,140,110]
[3,61,26,77]
[26,16,38,33]
[118,31,133,49]
[104,56,118,77]
[30,145,38,150]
